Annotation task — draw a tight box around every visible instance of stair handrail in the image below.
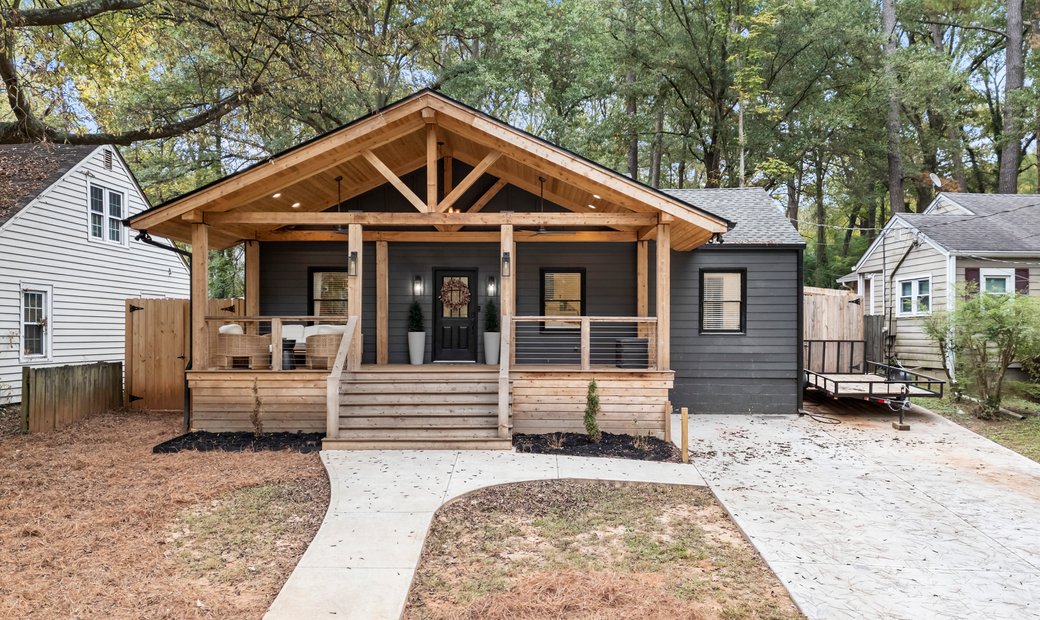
[326,316,359,440]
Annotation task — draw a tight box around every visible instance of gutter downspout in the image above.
[130,228,193,433]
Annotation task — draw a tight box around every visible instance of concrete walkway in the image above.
[678,409,1040,619]
[265,450,703,619]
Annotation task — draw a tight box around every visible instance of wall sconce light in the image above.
[487,275,497,297]
[501,252,511,277]
[413,275,424,297]
[348,251,358,277]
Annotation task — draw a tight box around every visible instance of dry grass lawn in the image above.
[0,410,327,619]
[405,480,801,620]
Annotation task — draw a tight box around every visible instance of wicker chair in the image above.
[306,333,341,369]
[215,333,272,369]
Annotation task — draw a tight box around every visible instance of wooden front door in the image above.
[433,269,478,361]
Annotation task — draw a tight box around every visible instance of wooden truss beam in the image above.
[208,211,657,227]
[256,230,639,243]
[362,150,428,213]
[445,178,506,232]
[437,150,501,213]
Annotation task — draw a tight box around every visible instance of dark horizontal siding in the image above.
[669,247,801,414]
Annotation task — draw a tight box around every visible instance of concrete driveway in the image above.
[677,405,1040,619]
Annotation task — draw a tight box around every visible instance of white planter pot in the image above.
[484,332,500,365]
[408,332,426,365]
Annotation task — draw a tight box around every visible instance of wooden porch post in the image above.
[498,224,514,438]
[655,221,670,370]
[244,240,259,335]
[348,224,363,368]
[637,240,649,318]
[501,224,514,323]
[376,240,388,364]
[191,223,209,369]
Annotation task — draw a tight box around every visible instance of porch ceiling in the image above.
[129,90,731,251]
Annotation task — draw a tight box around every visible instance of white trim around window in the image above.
[980,268,1015,296]
[87,182,127,246]
[895,274,932,317]
[19,283,53,363]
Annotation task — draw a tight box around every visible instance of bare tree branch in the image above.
[1,0,154,27]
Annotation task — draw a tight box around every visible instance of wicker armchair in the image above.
[214,333,272,369]
[306,333,341,369]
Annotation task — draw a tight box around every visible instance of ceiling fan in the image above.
[531,176,575,236]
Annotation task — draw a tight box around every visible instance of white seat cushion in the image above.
[317,324,346,335]
[302,325,323,340]
[281,324,305,342]
[218,323,243,335]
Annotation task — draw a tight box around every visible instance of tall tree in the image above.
[999,0,1024,192]
[882,0,906,212]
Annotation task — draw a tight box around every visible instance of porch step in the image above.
[322,437,514,451]
[332,367,508,450]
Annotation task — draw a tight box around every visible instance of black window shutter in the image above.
[1015,268,1030,294]
[965,267,980,293]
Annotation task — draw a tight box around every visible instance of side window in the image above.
[312,271,348,316]
[88,183,125,244]
[20,287,50,360]
[541,269,585,329]
[896,277,931,316]
[701,271,745,332]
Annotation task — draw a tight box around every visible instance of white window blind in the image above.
[702,272,743,331]
[313,272,348,316]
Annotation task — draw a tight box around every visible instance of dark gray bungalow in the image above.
[128,90,804,449]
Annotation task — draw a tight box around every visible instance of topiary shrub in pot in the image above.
[484,298,500,365]
[408,299,425,365]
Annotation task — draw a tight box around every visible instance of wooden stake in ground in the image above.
[681,407,689,463]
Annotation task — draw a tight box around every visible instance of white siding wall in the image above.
[926,196,972,215]
[0,148,190,403]
[854,221,948,369]
[956,259,1040,294]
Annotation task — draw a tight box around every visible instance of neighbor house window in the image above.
[89,184,124,244]
[980,268,1014,296]
[541,269,585,329]
[20,286,50,360]
[896,276,931,316]
[701,270,745,332]
[311,270,348,316]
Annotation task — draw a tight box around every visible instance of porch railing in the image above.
[204,315,350,371]
[326,316,360,440]
[510,316,658,370]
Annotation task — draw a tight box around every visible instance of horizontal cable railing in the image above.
[511,316,657,370]
[204,315,350,371]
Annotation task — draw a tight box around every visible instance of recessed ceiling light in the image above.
[291,202,301,208]
[587,204,597,209]
[592,194,601,200]
[272,192,282,199]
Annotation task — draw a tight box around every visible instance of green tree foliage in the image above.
[925,287,1040,418]
[4,0,1038,288]
[584,379,602,443]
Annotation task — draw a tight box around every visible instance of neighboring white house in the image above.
[0,144,190,403]
[839,192,1040,371]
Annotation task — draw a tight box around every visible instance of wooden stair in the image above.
[323,367,513,450]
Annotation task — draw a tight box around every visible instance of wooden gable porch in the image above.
[128,90,729,449]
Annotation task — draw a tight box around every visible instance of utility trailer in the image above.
[803,340,944,412]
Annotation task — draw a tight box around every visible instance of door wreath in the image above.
[439,277,471,311]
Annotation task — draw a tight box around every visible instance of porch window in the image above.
[700,270,745,332]
[541,269,585,329]
[311,270,348,316]
[89,184,124,244]
[21,287,50,359]
[896,276,930,316]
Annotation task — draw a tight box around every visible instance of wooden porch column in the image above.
[655,222,670,370]
[498,224,514,438]
[191,223,209,369]
[501,224,514,321]
[348,224,363,367]
[244,240,260,331]
[637,240,649,317]
[376,240,388,364]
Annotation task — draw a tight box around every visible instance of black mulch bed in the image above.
[512,431,683,463]
[153,431,325,454]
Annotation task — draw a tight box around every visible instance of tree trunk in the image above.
[786,175,800,226]
[813,150,827,286]
[842,204,862,257]
[950,124,968,192]
[650,105,664,188]
[999,0,1024,193]
[626,69,638,181]
[882,0,906,212]
[865,197,879,244]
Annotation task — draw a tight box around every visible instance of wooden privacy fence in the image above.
[804,286,863,341]
[22,362,123,433]
[126,298,243,410]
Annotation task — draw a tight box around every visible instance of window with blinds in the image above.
[312,271,348,316]
[701,271,744,332]
[541,269,585,329]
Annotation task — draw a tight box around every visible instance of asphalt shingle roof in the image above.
[0,144,97,227]
[664,187,805,246]
[899,193,1040,253]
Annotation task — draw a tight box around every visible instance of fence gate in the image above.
[125,298,243,410]
[863,315,885,364]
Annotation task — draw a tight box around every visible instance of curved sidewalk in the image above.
[265,450,704,620]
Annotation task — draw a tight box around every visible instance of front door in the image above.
[433,269,478,362]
